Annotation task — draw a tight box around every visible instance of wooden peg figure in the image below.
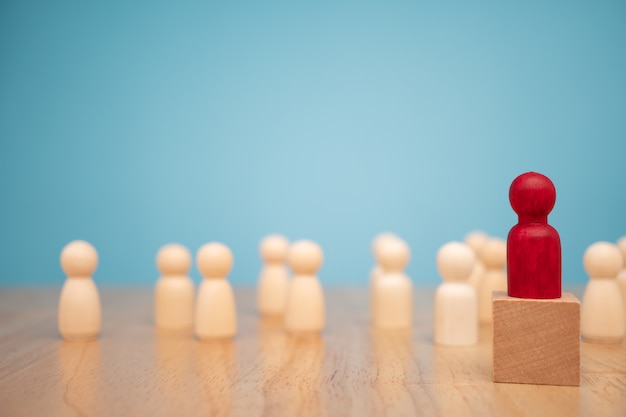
[58,240,102,341]
[478,238,507,323]
[284,240,325,336]
[372,237,413,330]
[195,242,237,340]
[507,172,561,299]
[465,231,489,292]
[581,242,625,343]
[369,233,399,319]
[369,233,399,286]
[617,236,626,331]
[434,241,478,346]
[154,243,194,331]
[493,172,580,387]
[257,234,290,316]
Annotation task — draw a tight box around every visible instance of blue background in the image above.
[1,1,625,287]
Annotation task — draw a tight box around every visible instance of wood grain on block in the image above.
[493,291,580,386]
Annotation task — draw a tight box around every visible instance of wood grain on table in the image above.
[0,287,625,417]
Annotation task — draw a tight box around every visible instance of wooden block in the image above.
[493,291,580,386]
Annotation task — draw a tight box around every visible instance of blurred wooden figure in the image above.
[372,237,413,330]
[284,240,325,336]
[478,238,507,323]
[465,231,488,292]
[58,240,101,341]
[155,243,194,332]
[581,242,625,343]
[617,236,626,331]
[369,233,399,286]
[195,243,237,340]
[257,235,290,316]
[369,232,399,319]
[434,241,478,346]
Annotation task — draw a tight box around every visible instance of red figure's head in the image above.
[509,172,556,222]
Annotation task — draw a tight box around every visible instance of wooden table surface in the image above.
[0,287,625,417]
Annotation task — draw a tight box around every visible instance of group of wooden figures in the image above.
[369,231,508,341]
[57,231,626,346]
[58,236,327,341]
[57,172,625,387]
[56,232,498,344]
[426,231,626,348]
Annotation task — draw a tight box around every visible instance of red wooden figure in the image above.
[507,172,561,299]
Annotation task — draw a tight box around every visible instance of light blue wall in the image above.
[1,1,625,287]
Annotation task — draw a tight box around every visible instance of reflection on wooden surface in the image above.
[0,287,624,417]
[260,314,325,417]
[194,338,237,416]
[57,340,102,416]
[370,329,416,414]
[155,330,198,413]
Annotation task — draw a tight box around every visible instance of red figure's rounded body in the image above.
[507,172,561,299]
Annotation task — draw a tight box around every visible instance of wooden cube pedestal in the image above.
[492,291,580,386]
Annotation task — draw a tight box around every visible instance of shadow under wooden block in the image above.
[492,291,580,386]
